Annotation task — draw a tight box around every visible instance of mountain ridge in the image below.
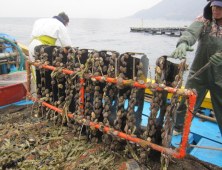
[128,0,209,21]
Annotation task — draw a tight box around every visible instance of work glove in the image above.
[209,52,222,66]
[171,43,194,60]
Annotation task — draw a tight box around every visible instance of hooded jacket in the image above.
[175,1,222,134]
[29,17,72,61]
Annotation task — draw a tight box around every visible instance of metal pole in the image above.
[0,52,18,59]
[141,18,143,27]
[26,61,31,96]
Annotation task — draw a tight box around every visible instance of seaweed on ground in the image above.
[0,104,221,170]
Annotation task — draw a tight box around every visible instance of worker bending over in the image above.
[29,12,72,61]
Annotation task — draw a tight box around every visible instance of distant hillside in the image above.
[128,0,208,21]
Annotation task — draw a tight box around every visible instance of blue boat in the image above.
[0,34,221,169]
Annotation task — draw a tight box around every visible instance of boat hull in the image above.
[0,83,26,107]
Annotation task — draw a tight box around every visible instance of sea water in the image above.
[0,17,198,84]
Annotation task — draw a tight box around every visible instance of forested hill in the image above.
[128,0,208,21]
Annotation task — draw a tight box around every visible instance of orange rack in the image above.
[26,61,196,159]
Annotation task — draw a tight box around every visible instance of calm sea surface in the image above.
[0,17,198,84]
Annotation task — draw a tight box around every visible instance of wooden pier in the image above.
[130,27,187,36]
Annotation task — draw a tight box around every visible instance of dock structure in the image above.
[130,27,187,36]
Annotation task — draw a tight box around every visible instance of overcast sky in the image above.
[1,0,162,19]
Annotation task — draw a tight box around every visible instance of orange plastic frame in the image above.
[27,62,196,159]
